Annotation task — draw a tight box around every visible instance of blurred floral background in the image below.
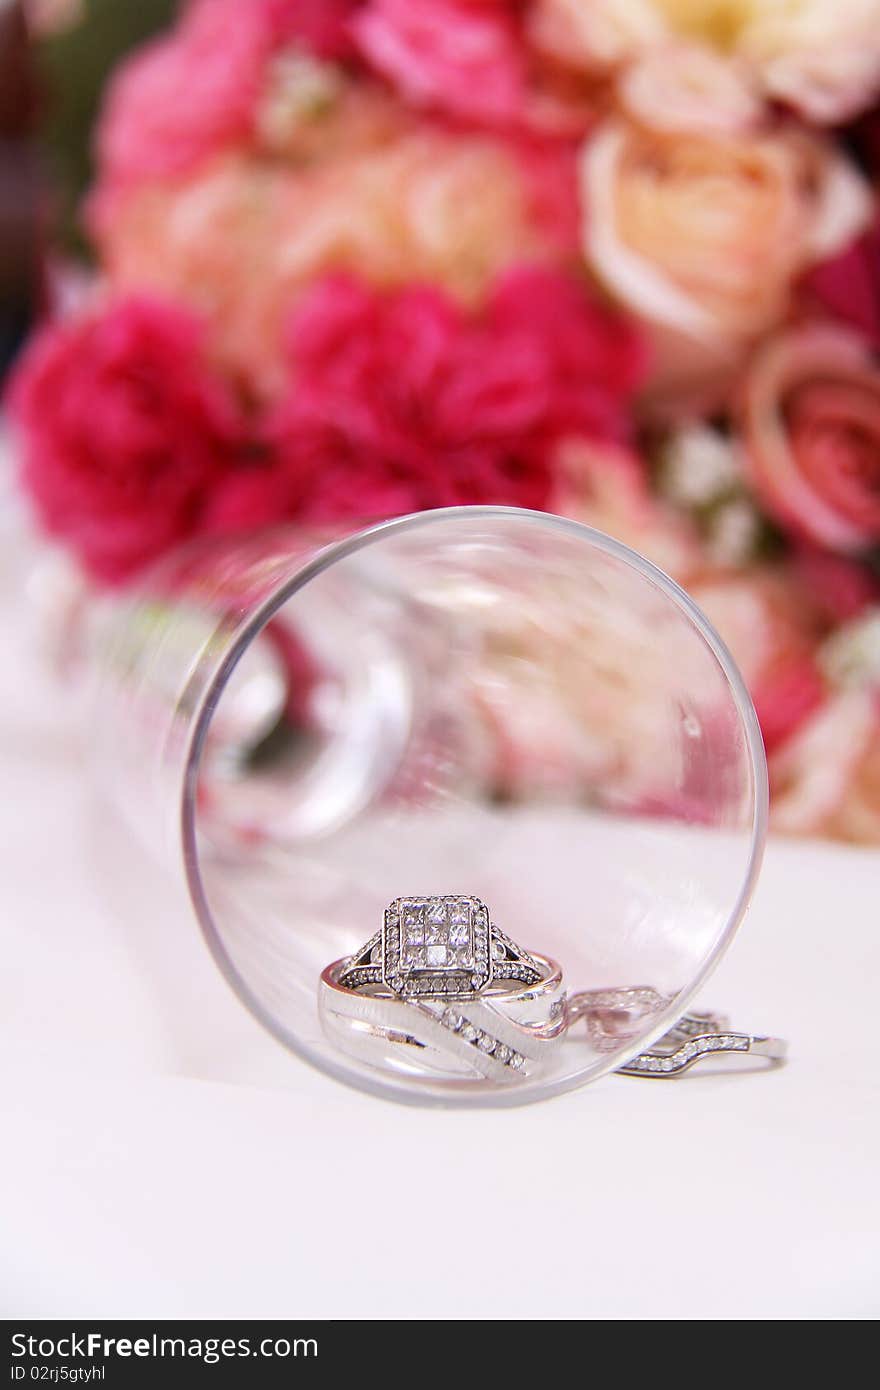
[3,0,880,841]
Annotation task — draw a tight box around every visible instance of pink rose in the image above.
[244,266,644,522]
[95,0,359,187]
[741,327,880,552]
[7,297,243,582]
[353,0,528,126]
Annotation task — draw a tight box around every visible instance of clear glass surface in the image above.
[92,507,768,1105]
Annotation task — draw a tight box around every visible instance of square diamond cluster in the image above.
[383,896,491,998]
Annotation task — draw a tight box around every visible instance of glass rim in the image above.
[178,504,769,1107]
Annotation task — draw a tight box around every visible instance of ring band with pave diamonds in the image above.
[320,957,567,1081]
[617,1011,788,1077]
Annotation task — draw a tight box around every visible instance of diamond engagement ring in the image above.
[338,894,544,999]
[320,894,566,1082]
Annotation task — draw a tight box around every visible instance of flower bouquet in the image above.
[8,0,880,840]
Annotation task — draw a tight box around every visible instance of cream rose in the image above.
[528,0,880,123]
[580,116,870,352]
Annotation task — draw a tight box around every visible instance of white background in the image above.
[1,523,878,1320]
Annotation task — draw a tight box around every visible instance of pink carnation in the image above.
[8,297,243,582]
[96,0,360,187]
[354,0,527,127]
[202,266,645,529]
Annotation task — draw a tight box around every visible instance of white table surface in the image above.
[1,524,878,1321]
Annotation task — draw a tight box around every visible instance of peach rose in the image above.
[741,327,880,552]
[580,116,870,356]
[529,0,880,123]
[92,120,573,398]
